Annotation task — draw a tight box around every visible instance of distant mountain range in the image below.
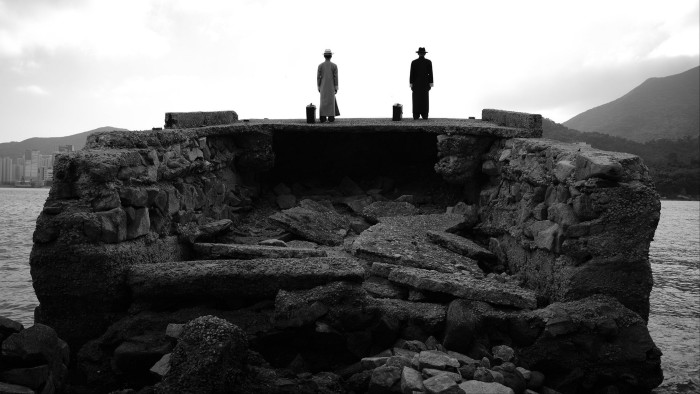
[0,127,127,158]
[564,66,699,142]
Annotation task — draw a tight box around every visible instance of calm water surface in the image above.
[0,188,698,390]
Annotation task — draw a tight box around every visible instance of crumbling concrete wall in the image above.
[31,120,273,346]
[477,138,659,319]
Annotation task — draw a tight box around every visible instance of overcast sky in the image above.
[0,0,698,143]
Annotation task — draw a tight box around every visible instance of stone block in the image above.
[401,366,424,393]
[164,111,238,129]
[119,187,149,207]
[125,206,150,239]
[422,374,462,393]
[482,109,542,133]
[368,365,402,393]
[95,207,127,243]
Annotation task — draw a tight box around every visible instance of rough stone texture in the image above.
[362,276,408,300]
[127,257,365,305]
[459,380,515,394]
[361,201,419,224]
[423,374,462,393]
[193,242,326,259]
[1,323,68,393]
[385,265,537,309]
[401,366,425,393]
[269,199,350,246]
[472,295,662,393]
[426,230,497,264]
[482,109,543,134]
[159,315,248,393]
[0,381,35,394]
[478,138,659,320]
[435,134,496,184]
[375,299,447,339]
[0,317,23,338]
[352,214,483,276]
[164,111,238,129]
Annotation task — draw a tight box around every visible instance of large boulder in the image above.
[158,316,248,393]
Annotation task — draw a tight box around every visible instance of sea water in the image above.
[0,188,697,391]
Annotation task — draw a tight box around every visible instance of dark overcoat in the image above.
[410,57,433,115]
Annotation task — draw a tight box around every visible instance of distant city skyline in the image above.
[0,145,73,185]
[0,0,698,143]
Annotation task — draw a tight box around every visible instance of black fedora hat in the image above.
[416,47,428,54]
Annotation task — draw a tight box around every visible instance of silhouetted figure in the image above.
[410,47,433,120]
[317,49,340,123]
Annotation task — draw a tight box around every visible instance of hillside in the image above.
[564,66,700,142]
[543,118,700,198]
[0,126,127,158]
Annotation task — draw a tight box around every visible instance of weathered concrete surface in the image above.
[164,110,238,129]
[482,109,542,134]
[193,242,326,259]
[372,263,537,309]
[351,214,484,277]
[127,257,365,304]
[269,199,350,246]
[426,231,497,263]
[477,138,659,319]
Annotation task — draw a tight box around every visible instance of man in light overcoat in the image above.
[317,49,340,123]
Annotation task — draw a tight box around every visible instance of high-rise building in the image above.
[39,154,53,169]
[23,150,40,181]
[57,145,74,153]
[1,157,14,184]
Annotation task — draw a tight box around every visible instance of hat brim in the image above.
[416,51,428,53]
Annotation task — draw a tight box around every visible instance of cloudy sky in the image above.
[0,0,698,143]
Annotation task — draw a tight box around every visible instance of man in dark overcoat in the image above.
[409,47,433,120]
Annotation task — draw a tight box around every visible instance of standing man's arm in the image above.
[428,59,433,88]
[333,64,338,93]
[409,61,415,89]
[317,64,322,92]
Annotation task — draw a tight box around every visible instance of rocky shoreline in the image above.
[23,110,663,393]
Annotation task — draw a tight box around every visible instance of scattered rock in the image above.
[423,373,462,393]
[459,380,515,394]
[368,365,402,393]
[401,366,425,393]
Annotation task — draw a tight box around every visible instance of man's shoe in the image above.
[422,114,429,120]
[328,116,335,122]
[413,114,419,120]
[320,116,327,123]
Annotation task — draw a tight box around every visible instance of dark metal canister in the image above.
[392,104,403,121]
[306,104,316,124]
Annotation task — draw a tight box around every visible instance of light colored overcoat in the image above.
[317,60,339,116]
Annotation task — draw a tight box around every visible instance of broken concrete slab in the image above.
[127,257,365,304]
[426,231,497,263]
[361,201,419,224]
[269,199,350,246]
[351,214,482,276]
[193,243,326,260]
[383,265,536,310]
